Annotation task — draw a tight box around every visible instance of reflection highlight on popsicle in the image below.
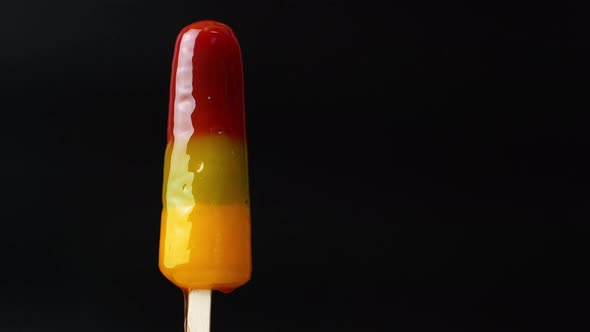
[163,29,198,269]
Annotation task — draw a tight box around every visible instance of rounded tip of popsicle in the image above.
[179,20,237,39]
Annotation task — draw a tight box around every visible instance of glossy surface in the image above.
[166,21,246,142]
[159,21,251,293]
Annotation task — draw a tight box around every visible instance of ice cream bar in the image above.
[159,20,251,293]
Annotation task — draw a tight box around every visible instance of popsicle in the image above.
[158,20,251,331]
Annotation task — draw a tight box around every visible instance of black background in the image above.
[1,0,590,331]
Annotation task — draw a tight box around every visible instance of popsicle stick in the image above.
[186,289,212,332]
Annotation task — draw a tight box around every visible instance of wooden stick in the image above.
[186,289,212,332]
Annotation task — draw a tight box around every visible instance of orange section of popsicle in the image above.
[159,204,251,291]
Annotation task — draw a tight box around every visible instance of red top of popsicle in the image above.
[167,21,246,142]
